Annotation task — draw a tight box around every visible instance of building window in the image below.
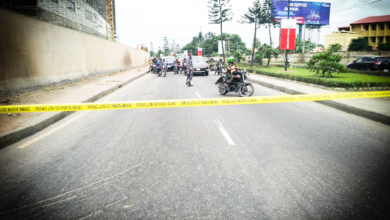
[364,37,369,42]
[379,24,385,30]
[364,25,369,31]
[371,24,376,31]
[371,37,376,43]
[85,10,92,20]
[66,0,75,11]
[378,37,384,43]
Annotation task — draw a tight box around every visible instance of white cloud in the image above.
[115,0,390,50]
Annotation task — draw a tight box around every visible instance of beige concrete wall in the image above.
[267,51,390,66]
[0,9,149,96]
[325,32,360,51]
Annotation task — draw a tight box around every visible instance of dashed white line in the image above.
[214,120,235,145]
[195,92,202,98]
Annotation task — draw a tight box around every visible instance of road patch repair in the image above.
[1,91,389,113]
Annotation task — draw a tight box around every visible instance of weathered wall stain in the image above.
[0,8,150,96]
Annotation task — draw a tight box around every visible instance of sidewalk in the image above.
[248,73,390,125]
[0,67,149,148]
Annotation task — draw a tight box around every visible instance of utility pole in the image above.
[284,0,290,71]
[317,28,320,53]
[226,37,231,55]
[302,23,306,53]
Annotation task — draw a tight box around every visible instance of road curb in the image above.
[248,78,390,126]
[0,70,149,149]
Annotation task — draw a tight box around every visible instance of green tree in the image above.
[239,0,266,67]
[293,37,316,53]
[348,37,373,51]
[145,47,149,52]
[232,51,246,62]
[272,48,283,62]
[263,0,276,47]
[156,50,163,57]
[208,0,233,62]
[378,41,390,51]
[328,43,342,52]
[307,51,346,77]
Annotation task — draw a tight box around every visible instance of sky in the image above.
[115,0,390,51]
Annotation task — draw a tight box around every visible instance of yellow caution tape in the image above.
[1,91,390,113]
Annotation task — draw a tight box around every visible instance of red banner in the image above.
[280,28,296,50]
[197,48,203,56]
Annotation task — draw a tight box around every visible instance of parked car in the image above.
[192,56,209,76]
[346,56,390,72]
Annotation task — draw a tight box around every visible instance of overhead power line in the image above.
[332,0,383,13]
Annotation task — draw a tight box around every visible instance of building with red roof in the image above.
[326,15,390,51]
[349,15,390,47]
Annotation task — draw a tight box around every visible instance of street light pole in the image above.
[284,0,290,71]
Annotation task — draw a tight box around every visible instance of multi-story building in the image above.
[0,0,116,39]
[325,15,390,50]
[350,15,390,47]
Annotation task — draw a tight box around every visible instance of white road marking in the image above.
[195,92,202,98]
[214,120,235,145]
[17,76,138,149]
[17,111,89,149]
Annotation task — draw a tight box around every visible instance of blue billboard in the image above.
[273,1,331,25]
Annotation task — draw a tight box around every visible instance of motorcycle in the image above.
[215,69,254,97]
[215,63,227,75]
[150,64,156,73]
[153,65,163,76]
[180,65,187,74]
[209,62,216,71]
[160,63,167,77]
[174,63,180,75]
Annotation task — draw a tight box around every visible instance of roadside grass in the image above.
[237,64,390,88]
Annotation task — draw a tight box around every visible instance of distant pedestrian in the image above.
[186,53,194,87]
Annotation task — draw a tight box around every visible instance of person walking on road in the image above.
[186,53,194,87]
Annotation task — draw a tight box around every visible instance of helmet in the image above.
[227,57,234,63]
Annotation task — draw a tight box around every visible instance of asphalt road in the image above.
[1,71,390,220]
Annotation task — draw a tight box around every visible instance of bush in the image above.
[378,41,390,51]
[348,37,373,51]
[246,68,254,73]
[341,69,390,77]
[307,51,346,77]
[254,70,390,88]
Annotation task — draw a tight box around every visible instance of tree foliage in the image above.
[181,32,248,57]
[348,37,373,51]
[263,0,277,47]
[208,0,233,61]
[293,36,316,53]
[307,51,346,77]
[378,41,390,51]
[238,0,266,67]
[328,43,342,52]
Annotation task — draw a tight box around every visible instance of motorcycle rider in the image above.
[182,58,187,74]
[155,58,163,74]
[225,57,237,90]
[174,58,180,74]
[186,53,194,87]
[215,58,224,75]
